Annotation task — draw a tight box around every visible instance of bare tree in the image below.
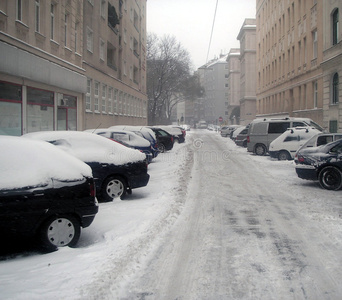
[147,34,191,125]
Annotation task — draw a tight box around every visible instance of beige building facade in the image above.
[0,0,147,136]
[256,0,324,127]
[237,18,257,125]
[226,48,241,124]
[322,1,342,133]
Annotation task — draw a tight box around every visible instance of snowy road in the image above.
[118,131,342,299]
[1,130,342,300]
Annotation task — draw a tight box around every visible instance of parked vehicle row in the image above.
[1,123,187,252]
[223,118,342,191]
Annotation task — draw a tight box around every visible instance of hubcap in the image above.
[47,218,75,247]
[106,179,124,198]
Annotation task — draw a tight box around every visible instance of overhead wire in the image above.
[206,0,219,64]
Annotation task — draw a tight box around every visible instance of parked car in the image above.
[109,125,159,158]
[157,126,185,143]
[220,125,241,137]
[296,132,342,151]
[247,117,323,156]
[197,120,208,129]
[269,127,321,160]
[231,126,246,141]
[23,131,150,201]
[86,129,154,163]
[148,127,174,153]
[294,139,342,190]
[235,127,249,147]
[0,136,98,251]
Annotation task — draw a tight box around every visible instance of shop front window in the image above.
[0,81,22,136]
[27,87,54,133]
[57,94,77,130]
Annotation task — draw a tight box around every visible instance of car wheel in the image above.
[278,150,291,161]
[318,166,342,190]
[254,144,267,156]
[158,143,166,153]
[242,140,247,148]
[38,215,81,252]
[102,176,127,201]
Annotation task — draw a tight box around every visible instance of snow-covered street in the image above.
[1,130,342,299]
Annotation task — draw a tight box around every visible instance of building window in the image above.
[107,42,116,69]
[133,66,138,84]
[329,120,338,133]
[16,0,22,21]
[35,0,40,32]
[134,10,139,31]
[108,87,113,114]
[94,81,99,112]
[102,84,107,113]
[0,81,22,136]
[27,87,54,133]
[57,94,77,131]
[312,30,318,59]
[333,9,339,45]
[87,27,93,53]
[75,22,79,53]
[108,2,119,29]
[313,81,318,108]
[50,4,55,40]
[332,73,339,104]
[86,78,92,111]
[64,14,68,47]
[113,89,118,114]
[100,39,105,61]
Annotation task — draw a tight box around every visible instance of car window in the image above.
[113,133,130,142]
[284,135,299,142]
[330,144,342,154]
[253,123,268,134]
[268,122,290,134]
[241,129,248,134]
[317,135,333,146]
[292,122,305,127]
[335,135,342,141]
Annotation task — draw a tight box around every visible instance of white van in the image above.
[269,127,321,160]
[246,117,323,156]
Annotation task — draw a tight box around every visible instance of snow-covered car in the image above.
[294,139,342,190]
[148,127,174,153]
[109,125,159,158]
[85,129,154,163]
[235,127,249,147]
[156,126,185,143]
[182,124,191,131]
[0,136,98,252]
[23,131,150,201]
[269,127,321,160]
[231,126,246,141]
[220,125,241,137]
[296,132,342,151]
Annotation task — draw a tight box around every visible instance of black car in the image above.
[24,131,150,201]
[0,136,98,252]
[294,139,342,190]
[148,127,174,153]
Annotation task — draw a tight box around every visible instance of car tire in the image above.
[102,175,127,201]
[158,143,166,153]
[38,215,81,252]
[318,166,342,190]
[254,144,267,156]
[278,150,291,161]
[242,140,247,148]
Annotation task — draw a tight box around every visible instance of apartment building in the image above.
[198,54,229,125]
[226,48,241,124]
[237,18,257,125]
[322,0,342,133]
[0,0,147,136]
[256,0,324,127]
[84,0,147,129]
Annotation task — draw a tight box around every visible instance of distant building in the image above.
[198,54,229,125]
[237,18,257,126]
[0,0,147,136]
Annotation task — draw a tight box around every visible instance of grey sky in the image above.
[147,0,256,70]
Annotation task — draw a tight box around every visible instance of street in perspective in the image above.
[1,130,342,299]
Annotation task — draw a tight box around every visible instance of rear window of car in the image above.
[268,122,290,134]
[317,135,333,146]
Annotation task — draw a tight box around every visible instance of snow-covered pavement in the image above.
[1,130,342,299]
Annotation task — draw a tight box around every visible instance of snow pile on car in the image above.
[1,136,92,190]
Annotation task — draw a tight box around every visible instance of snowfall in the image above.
[1,130,342,300]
